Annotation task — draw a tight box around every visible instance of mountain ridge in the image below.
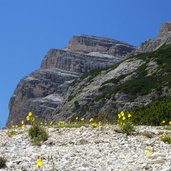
[6,34,135,126]
[6,21,171,126]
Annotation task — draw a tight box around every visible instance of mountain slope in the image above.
[53,43,171,125]
[6,21,171,126]
[6,35,135,126]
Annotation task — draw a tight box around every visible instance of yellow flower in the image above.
[146,148,153,155]
[50,121,53,126]
[26,116,30,121]
[57,121,65,126]
[89,118,94,122]
[162,132,167,137]
[28,112,32,117]
[128,113,132,118]
[122,116,126,120]
[120,111,124,117]
[21,125,25,129]
[76,117,79,120]
[81,118,84,121]
[91,122,98,127]
[12,125,15,128]
[162,120,166,124]
[31,117,35,122]
[36,159,43,167]
[40,122,43,125]
[119,122,123,126]
[98,121,102,126]
[15,124,18,128]
[118,114,121,119]
[169,121,171,125]
[21,120,25,125]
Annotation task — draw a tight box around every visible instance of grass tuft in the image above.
[28,124,48,146]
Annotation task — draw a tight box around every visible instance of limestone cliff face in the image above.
[68,35,135,56]
[138,21,171,52]
[41,49,122,73]
[6,35,135,125]
[7,69,80,125]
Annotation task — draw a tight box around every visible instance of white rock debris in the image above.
[0,126,171,171]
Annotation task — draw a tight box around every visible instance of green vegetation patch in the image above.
[70,62,121,87]
[70,68,104,87]
[97,44,171,99]
[69,44,171,117]
[131,98,171,126]
[0,157,7,169]
[28,124,48,146]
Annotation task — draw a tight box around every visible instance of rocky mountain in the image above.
[6,35,135,126]
[52,21,171,124]
[138,21,171,52]
[6,21,171,126]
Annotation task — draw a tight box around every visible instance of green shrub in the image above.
[101,73,130,86]
[28,124,48,146]
[95,44,171,102]
[121,122,134,135]
[7,130,17,137]
[131,98,171,125]
[161,133,171,144]
[0,156,7,168]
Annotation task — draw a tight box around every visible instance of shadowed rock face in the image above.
[138,21,171,52]
[7,69,80,125]
[6,35,136,126]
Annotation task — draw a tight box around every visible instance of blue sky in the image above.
[0,0,171,127]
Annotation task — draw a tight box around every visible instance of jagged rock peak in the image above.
[158,21,171,37]
[138,21,171,52]
[67,34,136,56]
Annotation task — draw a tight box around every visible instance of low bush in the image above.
[121,122,134,135]
[131,98,171,126]
[0,156,7,168]
[28,124,48,146]
[7,130,17,137]
[161,132,171,144]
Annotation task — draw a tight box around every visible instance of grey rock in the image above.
[1,126,171,170]
[67,34,136,56]
[138,21,171,52]
[41,48,122,73]
[158,21,171,37]
[165,168,171,171]
[7,68,79,125]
